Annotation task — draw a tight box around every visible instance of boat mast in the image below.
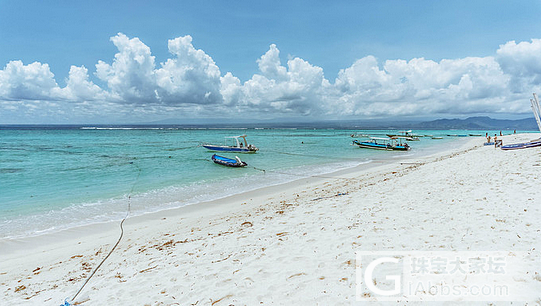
[532,93,541,133]
[530,99,541,132]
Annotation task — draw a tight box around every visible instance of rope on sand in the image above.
[62,162,141,306]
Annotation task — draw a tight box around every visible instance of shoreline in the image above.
[0,134,464,243]
[2,133,540,304]
[0,137,479,256]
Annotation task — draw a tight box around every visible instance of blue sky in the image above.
[2,0,541,123]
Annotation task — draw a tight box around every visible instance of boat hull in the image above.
[354,140,410,151]
[389,146,410,151]
[357,142,389,150]
[203,145,257,153]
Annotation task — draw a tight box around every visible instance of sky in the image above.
[1,0,541,124]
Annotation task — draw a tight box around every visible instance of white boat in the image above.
[386,130,420,141]
[203,135,258,153]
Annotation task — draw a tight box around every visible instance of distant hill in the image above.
[413,116,538,130]
[139,115,539,130]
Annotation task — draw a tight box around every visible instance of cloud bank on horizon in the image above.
[1,33,540,123]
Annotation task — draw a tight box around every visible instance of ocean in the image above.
[0,126,521,239]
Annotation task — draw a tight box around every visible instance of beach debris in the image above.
[210,294,233,305]
[241,221,253,227]
[287,272,306,279]
[139,265,158,273]
[212,254,232,263]
[81,262,92,272]
[14,285,26,292]
[312,192,348,201]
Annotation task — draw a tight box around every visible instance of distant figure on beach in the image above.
[500,131,502,136]
[514,129,516,134]
[487,136,491,143]
[494,134,503,147]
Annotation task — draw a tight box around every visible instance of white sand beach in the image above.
[1,134,540,305]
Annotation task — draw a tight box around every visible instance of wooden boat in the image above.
[203,135,258,153]
[386,130,420,141]
[211,154,247,167]
[353,137,410,151]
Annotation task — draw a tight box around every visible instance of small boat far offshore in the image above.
[386,130,420,141]
[211,154,248,167]
[203,135,258,153]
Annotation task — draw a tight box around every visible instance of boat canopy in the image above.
[224,135,248,148]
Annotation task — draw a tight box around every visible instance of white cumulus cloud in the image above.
[1,34,541,123]
[221,44,331,115]
[332,55,513,116]
[0,60,59,101]
[155,35,222,105]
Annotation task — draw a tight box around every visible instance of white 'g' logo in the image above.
[364,257,401,296]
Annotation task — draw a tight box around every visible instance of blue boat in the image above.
[501,139,541,150]
[211,154,248,167]
[203,135,258,153]
[353,137,410,151]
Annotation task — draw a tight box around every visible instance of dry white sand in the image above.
[1,133,540,305]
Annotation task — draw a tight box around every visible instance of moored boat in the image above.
[211,154,248,167]
[353,137,410,151]
[203,135,258,153]
[386,130,420,141]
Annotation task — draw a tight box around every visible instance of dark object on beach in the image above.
[501,139,541,150]
[211,154,247,167]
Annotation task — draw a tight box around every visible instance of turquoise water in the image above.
[0,127,525,239]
